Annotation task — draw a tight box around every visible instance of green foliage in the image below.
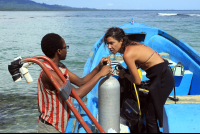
[0,0,97,11]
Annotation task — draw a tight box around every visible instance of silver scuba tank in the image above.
[98,75,120,133]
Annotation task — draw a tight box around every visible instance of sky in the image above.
[31,0,200,10]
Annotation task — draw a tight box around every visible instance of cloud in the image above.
[107,3,113,6]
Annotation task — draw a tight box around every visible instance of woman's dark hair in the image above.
[103,27,136,52]
[41,33,63,58]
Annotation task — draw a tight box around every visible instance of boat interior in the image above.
[65,23,200,133]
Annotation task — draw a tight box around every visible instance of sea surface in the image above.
[0,10,200,133]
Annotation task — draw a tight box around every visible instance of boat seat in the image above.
[164,95,200,133]
[165,95,200,104]
[163,102,200,133]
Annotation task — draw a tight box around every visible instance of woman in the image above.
[103,27,175,133]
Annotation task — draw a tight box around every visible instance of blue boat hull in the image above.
[66,22,200,133]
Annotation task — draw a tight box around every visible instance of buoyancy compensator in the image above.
[115,63,146,133]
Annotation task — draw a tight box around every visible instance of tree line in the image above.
[0,0,97,11]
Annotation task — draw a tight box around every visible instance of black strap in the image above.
[40,118,52,126]
[168,86,179,103]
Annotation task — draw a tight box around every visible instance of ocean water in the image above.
[0,10,200,133]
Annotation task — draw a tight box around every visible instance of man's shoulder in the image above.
[58,62,66,68]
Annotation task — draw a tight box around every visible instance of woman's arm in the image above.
[118,69,136,83]
[122,48,142,85]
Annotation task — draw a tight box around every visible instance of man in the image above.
[38,33,111,133]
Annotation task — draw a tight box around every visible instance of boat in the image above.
[65,21,200,133]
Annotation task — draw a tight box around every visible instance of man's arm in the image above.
[41,65,112,98]
[68,57,111,87]
[67,66,99,87]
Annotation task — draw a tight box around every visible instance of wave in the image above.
[158,13,200,17]
[158,13,178,16]
[188,14,200,17]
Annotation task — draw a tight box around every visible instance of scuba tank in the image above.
[98,75,120,133]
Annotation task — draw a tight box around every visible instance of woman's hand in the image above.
[98,56,111,71]
[99,65,112,77]
[118,70,126,79]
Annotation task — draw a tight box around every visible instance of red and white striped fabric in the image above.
[37,61,71,133]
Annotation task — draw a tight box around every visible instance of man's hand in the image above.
[99,65,112,77]
[98,56,111,71]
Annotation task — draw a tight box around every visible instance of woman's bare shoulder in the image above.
[123,45,138,59]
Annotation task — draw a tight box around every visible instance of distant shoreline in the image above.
[0,9,97,11]
[1,0,199,12]
[0,9,200,11]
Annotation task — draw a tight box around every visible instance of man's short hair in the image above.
[41,33,63,58]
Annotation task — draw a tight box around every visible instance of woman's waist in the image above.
[140,59,165,71]
[145,60,169,75]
